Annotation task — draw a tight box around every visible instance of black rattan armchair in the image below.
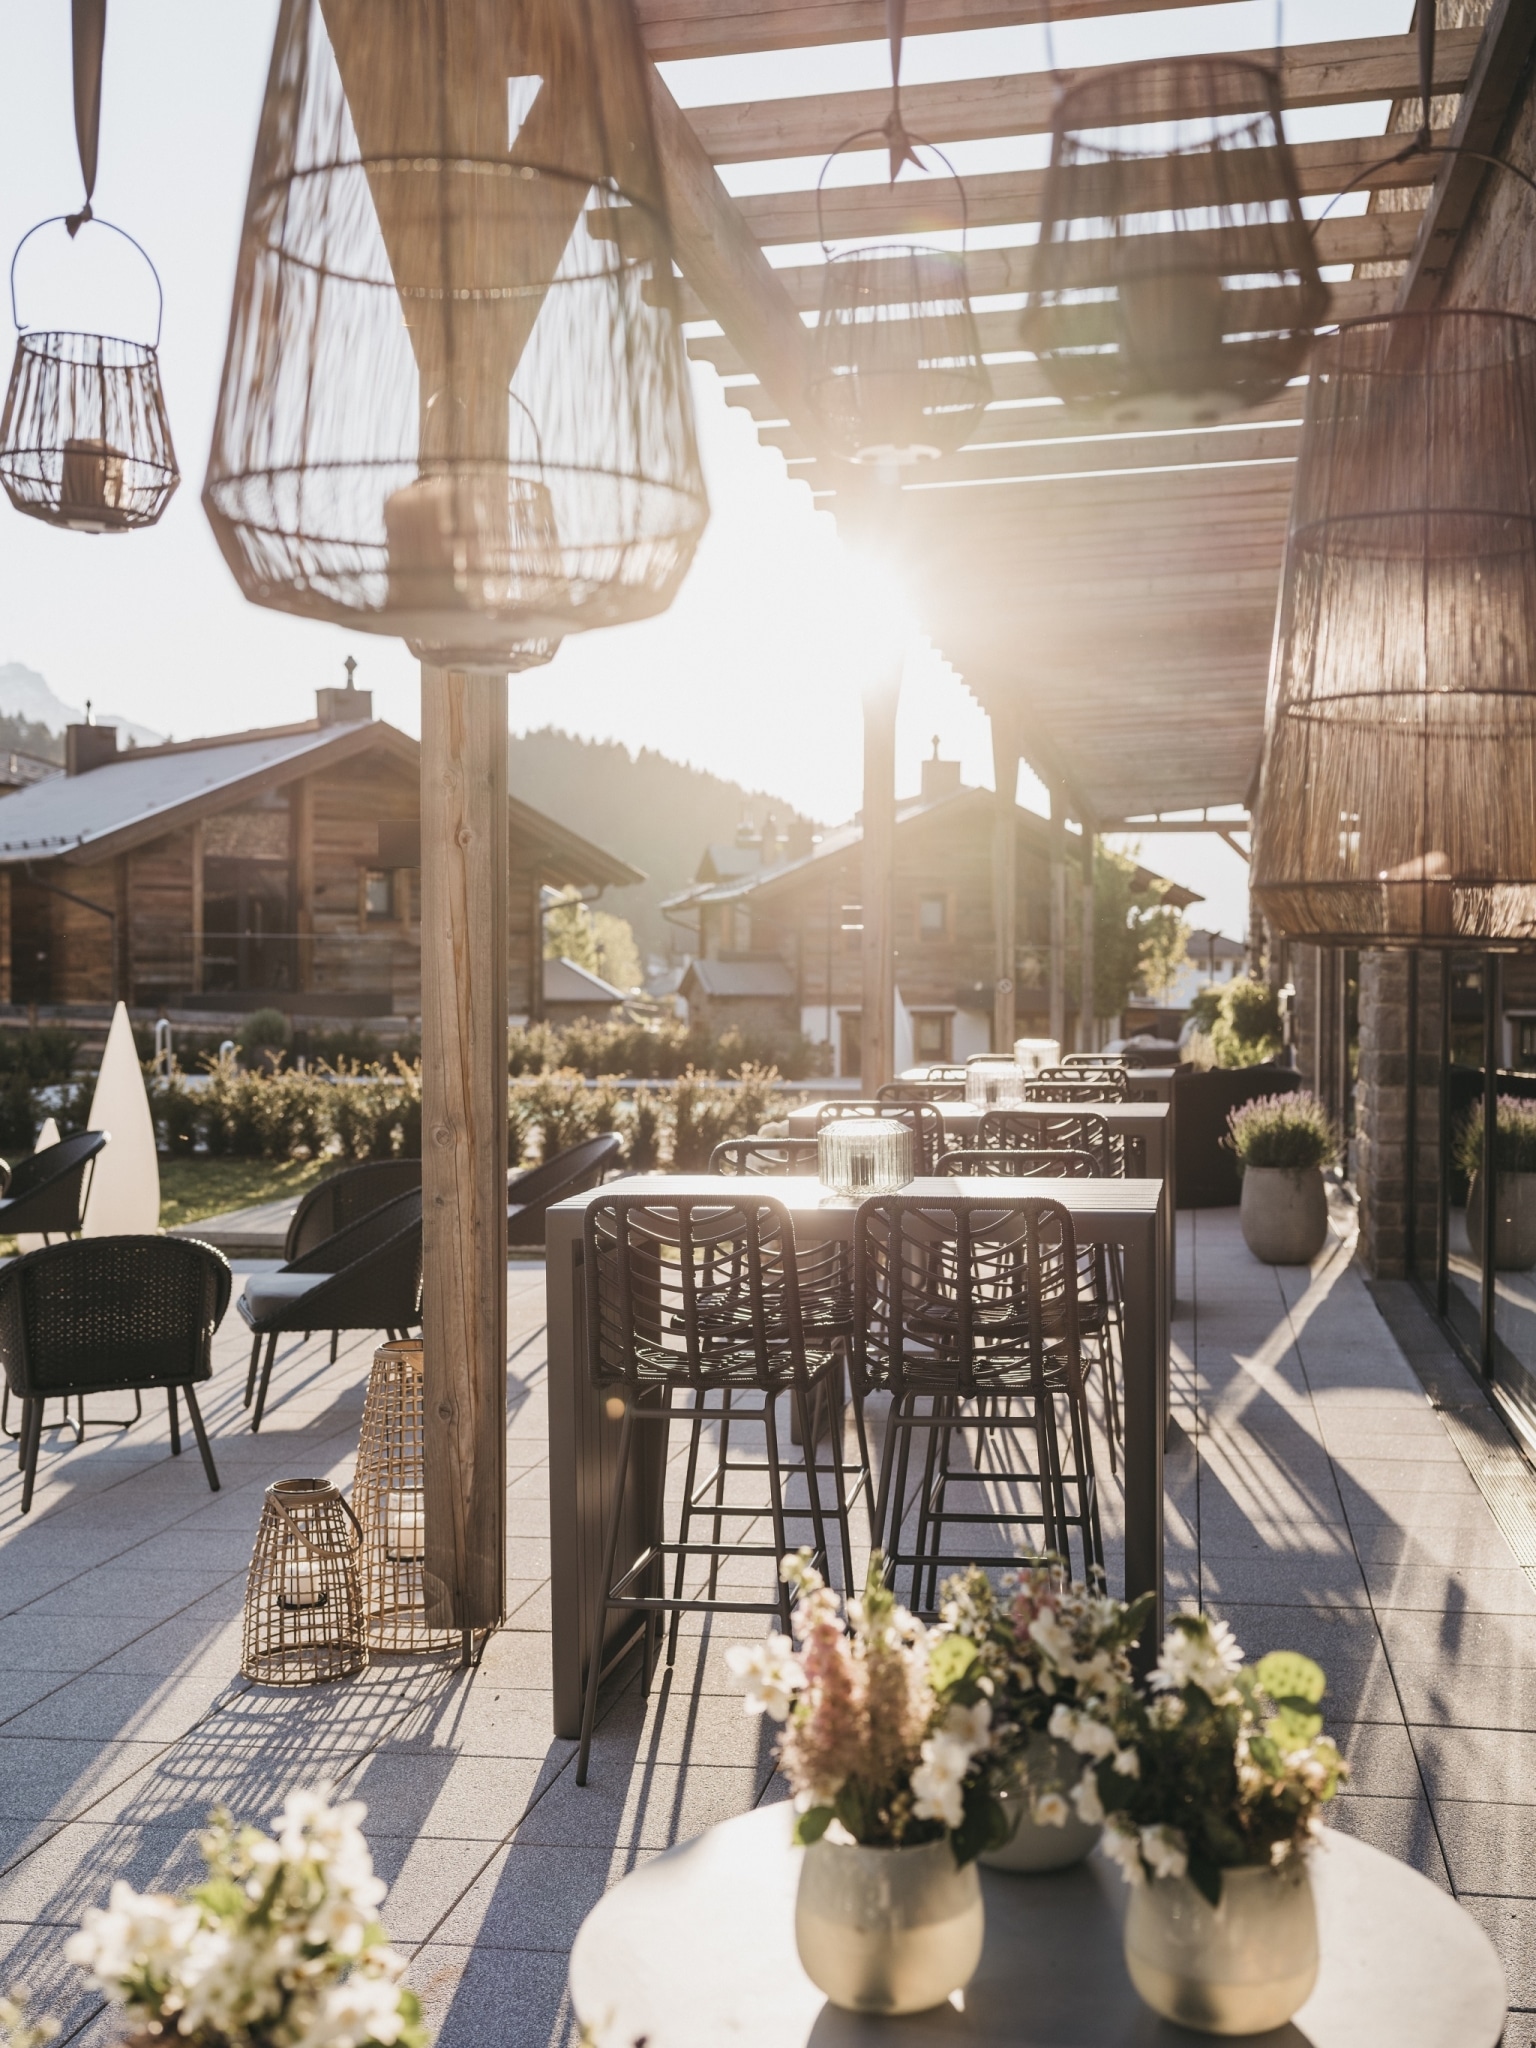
[507,1132,624,1248]
[0,1131,108,1238]
[239,1189,422,1431]
[284,1158,422,1261]
[0,1236,230,1514]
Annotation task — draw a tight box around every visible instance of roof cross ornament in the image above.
[880,0,923,183]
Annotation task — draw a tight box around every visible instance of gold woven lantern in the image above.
[1253,310,1536,947]
[1023,56,1327,426]
[242,1477,367,1686]
[354,1340,458,1654]
[203,0,708,671]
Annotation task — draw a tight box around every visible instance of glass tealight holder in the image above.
[1014,1037,1061,1076]
[819,1119,914,1199]
[966,1061,1025,1108]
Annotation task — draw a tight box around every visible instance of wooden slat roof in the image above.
[638,4,1504,821]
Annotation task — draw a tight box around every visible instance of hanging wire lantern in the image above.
[203,0,708,671]
[1022,56,1328,426]
[1252,309,1536,946]
[0,0,178,533]
[805,2,990,467]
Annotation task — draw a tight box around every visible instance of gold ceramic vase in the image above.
[980,1733,1101,1873]
[1124,1860,1318,2035]
[795,1835,984,2015]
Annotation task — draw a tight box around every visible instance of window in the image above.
[1520,1019,1536,1069]
[911,1012,951,1063]
[918,894,948,940]
[838,1011,861,1079]
[362,869,394,922]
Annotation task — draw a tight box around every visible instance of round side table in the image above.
[570,1805,1505,2047]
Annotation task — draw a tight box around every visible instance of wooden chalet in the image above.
[666,749,1197,1070]
[0,685,640,1022]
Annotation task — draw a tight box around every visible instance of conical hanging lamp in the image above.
[1252,309,1536,946]
[0,0,178,533]
[805,0,990,468]
[1022,56,1328,426]
[202,0,708,670]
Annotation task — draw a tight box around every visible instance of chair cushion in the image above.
[241,1270,332,1328]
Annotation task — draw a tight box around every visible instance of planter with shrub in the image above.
[1227,1092,1339,1265]
[1457,1097,1536,1271]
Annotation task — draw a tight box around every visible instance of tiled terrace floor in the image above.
[0,1209,1531,2043]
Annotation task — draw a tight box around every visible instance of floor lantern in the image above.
[1252,310,1536,946]
[353,1341,459,1655]
[202,0,708,671]
[1022,57,1328,426]
[805,2,990,467]
[0,0,178,532]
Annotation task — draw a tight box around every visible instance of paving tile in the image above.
[1338,1484,1508,1530]
[381,1683,572,1760]
[367,1832,501,1943]
[1349,1520,1522,1569]
[1324,1796,1450,1889]
[1363,1560,1536,1614]
[0,1667,238,1743]
[346,1751,553,1842]
[1377,1608,1536,1669]
[0,1611,160,1670]
[1200,1600,1387,1668]
[1459,1895,1536,2011]
[406,1941,574,2048]
[1199,1554,1370,1609]
[1391,1657,1536,1731]
[512,1759,767,1848]
[431,1841,655,1952]
[29,1568,243,1619]
[0,1738,165,1822]
[0,1820,203,1923]
[1410,1725,1536,1804]
[1434,1798,1536,1896]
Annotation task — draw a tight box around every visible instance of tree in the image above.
[1092,843,1190,1018]
[543,889,643,993]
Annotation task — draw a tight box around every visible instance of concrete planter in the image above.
[1466,1171,1536,1271]
[1239,1165,1328,1265]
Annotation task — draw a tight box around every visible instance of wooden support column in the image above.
[990,706,1019,1055]
[1079,820,1096,1053]
[292,779,315,992]
[861,668,901,1092]
[189,821,204,996]
[0,869,12,1006]
[1049,793,1068,1051]
[421,667,509,1635]
[528,870,546,1023]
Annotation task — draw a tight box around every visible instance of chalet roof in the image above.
[697,843,768,882]
[544,956,627,1005]
[663,785,1201,915]
[0,718,642,890]
[681,956,797,1000]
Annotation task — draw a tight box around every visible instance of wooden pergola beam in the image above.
[1395,0,1536,309]
[686,29,1480,166]
[635,0,1232,63]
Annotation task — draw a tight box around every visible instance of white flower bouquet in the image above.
[729,1552,1007,1863]
[1071,1612,1349,1904]
[65,1788,426,2048]
[933,1560,1152,1832]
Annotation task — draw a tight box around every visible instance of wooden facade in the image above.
[0,701,638,1021]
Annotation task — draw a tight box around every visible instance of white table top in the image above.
[569,1804,1505,2048]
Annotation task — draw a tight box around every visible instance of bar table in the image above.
[570,1806,1506,2048]
[545,1173,1166,1737]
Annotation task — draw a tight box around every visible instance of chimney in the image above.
[316,653,372,726]
[760,811,781,866]
[920,734,962,802]
[66,702,118,776]
[734,815,760,851]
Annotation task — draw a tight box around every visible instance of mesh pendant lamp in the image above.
[1252,309,1536,946]
[1023,57,1328,426]
[0,0,178,533]
[805,0,990,467]
[203,0,708,670]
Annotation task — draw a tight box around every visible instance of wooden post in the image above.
[420,666,509,1635]
[861,668,900,1092]
[1049,794,1068,1051]
[292,779,315,992]
[1079,820,1096,1053]
[0,869,13,1005]
[189,821,204,996]
[528,870,547,1023]
[990,707,1019,1055]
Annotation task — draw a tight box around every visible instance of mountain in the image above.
[0,662,164,748]
[506,728,820,965]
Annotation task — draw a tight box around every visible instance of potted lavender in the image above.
[1226,1092,1338,1264]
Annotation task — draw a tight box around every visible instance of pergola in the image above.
[392,0,1536,1635]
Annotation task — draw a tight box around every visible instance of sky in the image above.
[0,0,1412,940]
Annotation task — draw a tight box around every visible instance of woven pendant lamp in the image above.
[203,0,708,670]
[0,0,178,533]
[805,1,990,467]
[1023,57,1328,426]
[1252,310,1536,946]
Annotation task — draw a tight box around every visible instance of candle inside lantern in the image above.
[818,1119,913,1200]
[59,437,127,529]
[279,1555,326,1611]
[382,1489,426,1564]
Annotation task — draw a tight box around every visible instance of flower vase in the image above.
[981,1733,1100,1872]
[795,1834,983,2015]
[1123,1861,1318,2035]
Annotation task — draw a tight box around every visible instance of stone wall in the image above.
[1356,950,1445,1278]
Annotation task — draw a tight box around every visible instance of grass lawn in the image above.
[156,1157,330,1231]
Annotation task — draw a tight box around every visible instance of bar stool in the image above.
[854,1190,1104,1616]
[576,1194,855,1785]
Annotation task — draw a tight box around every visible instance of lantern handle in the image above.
[1311,141,1536,245]
[814,130,970,263]
[268,1484,365,1554]
[9,214,165,348]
